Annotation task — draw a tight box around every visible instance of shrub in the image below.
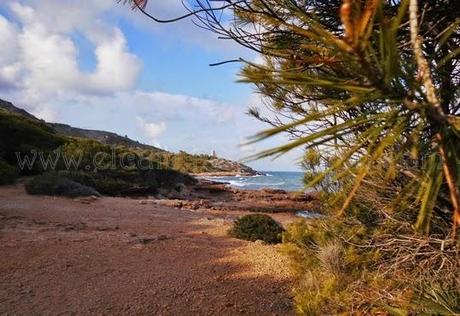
[92,177,133,196]
[58,170,150,196]
[58,169,196,197]
[0,160,17,185]
[0,112,65,171]
[282,219,373,314]
[25,173,100,198]
[229,214,284,244]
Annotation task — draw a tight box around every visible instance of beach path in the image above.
[0,183,295,315]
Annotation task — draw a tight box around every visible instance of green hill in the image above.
[0,98,259,193]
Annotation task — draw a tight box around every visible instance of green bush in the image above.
[25,173,100,198]
[59,170,153,196]
[58,169,196,197]
[0,160,17,185]
[282,219,369,314]
[229,214,284,244]
[92,176,133,196]
[0,112,65,172]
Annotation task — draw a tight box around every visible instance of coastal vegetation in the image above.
[0,0,458,313]
[229,214,285,244]
[128,0,460,313]
[0,100,254,196]
[0,159,17,185]
[25,173,100,198]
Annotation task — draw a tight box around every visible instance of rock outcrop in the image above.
[195,158,263,176]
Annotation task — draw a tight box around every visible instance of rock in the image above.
[135,238,155,245]
[95,226,117,232]
[74,195,99,204]
[139,199,154,205]
[260,188,287,195]
[174,183,186,192]
[198,199,210,208]
[289,192,316,202]
[154,199,183,208]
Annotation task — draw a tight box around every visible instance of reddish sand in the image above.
[0,183,300,315]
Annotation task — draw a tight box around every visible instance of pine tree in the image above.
[125,0,460,235]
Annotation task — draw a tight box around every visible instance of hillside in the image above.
[0,98,259,176]
[0,99,162,152]
[50,123,164,152]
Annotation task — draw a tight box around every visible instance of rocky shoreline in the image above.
[192,171,264,177]
[146,178,319,215]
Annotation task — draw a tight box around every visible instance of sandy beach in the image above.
[0,181,317,315]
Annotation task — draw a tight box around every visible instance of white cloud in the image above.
[88,28,141,94]
[0,0,301,171]
[137,117,167,143]
[33,105,57,122]
[0,15,21,87]
[0,1,140,110]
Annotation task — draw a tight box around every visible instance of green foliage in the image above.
[225,0,460,234]
[282,198,459,315]
[229,214,284,244]
[0,111,66,174]
[60,171,132,196]
[0,160,17,185]
[25,173,100,198]
[89,176,134,196]
[125,0,460,313]
[59,138,217,174]
[59,169,196,197]
[0,109,228,180]
[283,218,396,314]
[0,111,201,196]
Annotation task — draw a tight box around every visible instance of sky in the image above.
[0,0,303,171]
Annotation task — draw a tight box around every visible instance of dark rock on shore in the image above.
[157,179,320,214]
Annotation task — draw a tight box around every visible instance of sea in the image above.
[202,171,305,192]
[201,171,321,218]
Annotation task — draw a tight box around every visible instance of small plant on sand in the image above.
[25,173,100,198]
[229,214,284,244]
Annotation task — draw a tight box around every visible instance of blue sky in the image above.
[0,0,303,171]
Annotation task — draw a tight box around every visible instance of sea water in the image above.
[202,171,305,192]
[202,171,322,218]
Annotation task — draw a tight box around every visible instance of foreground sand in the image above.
[0,183,299,315]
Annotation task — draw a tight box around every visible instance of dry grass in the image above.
[316,241,345,279]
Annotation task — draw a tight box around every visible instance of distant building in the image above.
[212,150,217,158]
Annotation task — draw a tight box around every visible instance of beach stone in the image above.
[174,183,186,192]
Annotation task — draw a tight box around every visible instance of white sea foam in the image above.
[226,180,246,187]
[296,211,323,219]
[201,172,304,191]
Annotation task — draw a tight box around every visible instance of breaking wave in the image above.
[203,171,304,191]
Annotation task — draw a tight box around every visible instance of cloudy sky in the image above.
[0,0,302,171]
